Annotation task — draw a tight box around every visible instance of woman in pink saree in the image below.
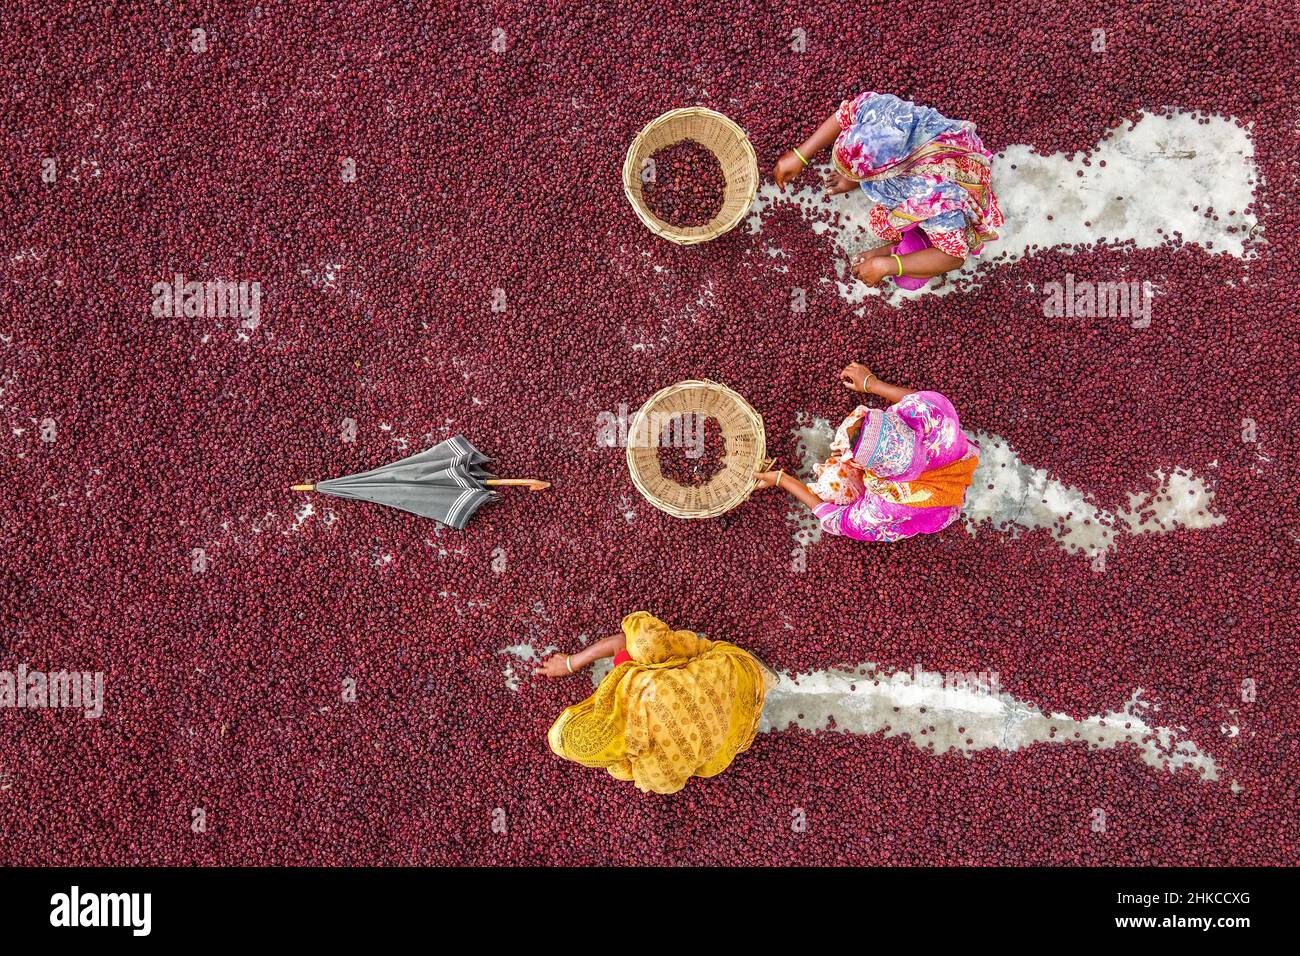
[754,363,979,542]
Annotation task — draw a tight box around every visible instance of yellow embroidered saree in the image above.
[547,611,773,794]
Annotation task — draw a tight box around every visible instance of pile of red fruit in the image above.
[641,140,727,226]
[655,415,727,486]
[0,0,1295,866]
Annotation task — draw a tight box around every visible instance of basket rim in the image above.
[625,378,767,519]
[622,107,759,246]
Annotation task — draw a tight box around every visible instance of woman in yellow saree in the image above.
[535,611,774,795]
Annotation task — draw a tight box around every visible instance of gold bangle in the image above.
[891,254,904,276]
[792,146,810,167]
[565,655,573,673]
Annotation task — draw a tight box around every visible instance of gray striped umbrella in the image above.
[292,435,549,530]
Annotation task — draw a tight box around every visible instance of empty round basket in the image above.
[622,107,759,245]
[626,380,768,519]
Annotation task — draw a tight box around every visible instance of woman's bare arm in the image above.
[893,247,966,279]
[865,376,916,405]
[840,362,917,404]
[774,112,843,190]
[534,632,626,678]
[754,470,827,512]
[797,113,843,160]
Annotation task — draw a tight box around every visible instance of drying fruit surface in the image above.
[655,415,727,487]
[1,1,1296,865]
[641,140,727,227]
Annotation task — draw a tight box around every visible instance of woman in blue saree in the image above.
[774,92,1004,289]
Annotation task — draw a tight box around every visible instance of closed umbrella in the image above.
[291,435,549,530]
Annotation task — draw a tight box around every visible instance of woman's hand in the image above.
[773,151,806,191]
[840,362,875,393]
[824,171,857,196]
[534,654,576,679]
[757,469,827,510]
[852,254,895,287]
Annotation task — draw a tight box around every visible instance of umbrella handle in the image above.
[484,478,551,492]
[290,483,317,492]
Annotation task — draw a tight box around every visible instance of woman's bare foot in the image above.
[824,171,857,196]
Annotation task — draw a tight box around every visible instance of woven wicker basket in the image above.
[622,107,759,245]
[626,380,768,519]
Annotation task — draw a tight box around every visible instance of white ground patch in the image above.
[505,651,1219,781]
[298,261,345,290]
[788,415,1224,555]
[760,663,1218,780]
[963,432,1224,556]
[749,110,1258,305]
[500,642,557,692]
[378,422,415,454]
[0,369,29,461]
[289,500,317,532]
[498,604,569,689]
[424,526,469,559]
[788,414,837,547]
[57,157,102,184]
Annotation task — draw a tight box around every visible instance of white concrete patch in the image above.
[299,262,345,290]
[437,590,492,620]
[424,529,468,559]
[963,431,1225,555]
[499,603,563,689]
[288,500,315,532]
[379,422,413,453]
[789,413,835,547]
[760,663,1219,780]
[786,416,1225,555]
[749,110,1259,305]
[212,498,340,546]
[62,157,102,184]
[0,370,27,461]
